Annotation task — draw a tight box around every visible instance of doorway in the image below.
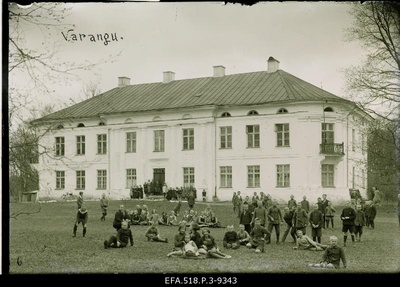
[153,168,165,195]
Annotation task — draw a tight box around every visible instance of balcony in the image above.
[320,142,345,156]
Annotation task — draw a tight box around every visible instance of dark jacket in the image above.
[223,231,239,244]
[309,209,323,228]
[340,207,356,225]
[117,228,134,247]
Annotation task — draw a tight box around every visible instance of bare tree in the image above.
[345,2,400,121]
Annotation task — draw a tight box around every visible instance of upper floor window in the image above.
[77,123,85,128]
[247,110,259,116]
[275,123,290,147]
[324,107,334,112]
[322,123,334,144]
[183,128,194,150]
[97,134,107,154]
[246,125,260,148]
[154,130,165,152]
[221,112,231,117]
[220,126,232,149]
[76,135,85,155]
[277,108,288,114]
[126,132,137,153]
[55,137,65,156]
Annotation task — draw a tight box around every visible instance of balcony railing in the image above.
[320,143,345,156]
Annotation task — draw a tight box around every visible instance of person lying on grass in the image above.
[104,220,133,249]
[199,228,232,259]
[293,230,327,251]
[145,221,168,243]
[167,233,206,259]
[308,235,347,269]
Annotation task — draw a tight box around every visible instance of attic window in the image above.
[221,112,231,117]
[277,108,288,114]
[324,107,334,112]
[182,114,192,119]
[153,116,162,122]
[99,121,106,126]
[248,110,259,116]
[125,118,133,124]
[56,124,64,129]
[77,123,85,128]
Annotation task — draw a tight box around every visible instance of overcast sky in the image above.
[10,1,368,117]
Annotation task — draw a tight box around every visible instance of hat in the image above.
[191,222,200,230]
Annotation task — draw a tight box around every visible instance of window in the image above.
[154,130,165,152]
[183,128,194,150]
[220,166,232,188]
[247,165,260,187]
[322,123,334,144]
[352,129,356,152]
[56,124,64,129]
[77,123,85,127]
[221,112,231,117]
[183,167,195,187]
[126,132,136,153]
[361,133,366,155]
[352,166,356,189]
[324,107,334,112]
[99,121,106,126]
[76,135,85,155]
[275,124,290,147]
[55,137,65,156]
[248,110,259,116]
[361,169,365,188]
[276,165,290,187]
[97,170,107,190]
[277,108,288,114]
[220,126,232,149]
[97,134,107,154]
[246,125,260,148]
[56,171,65,189]
[76,170,85,190]
[126,169,137,188]
[321,164,334,187]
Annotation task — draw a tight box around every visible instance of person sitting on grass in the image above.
[73,205,88,237]
[293,230,327,251]
[200,228,232,259]
[130,210,141,225]
[246,217,271,253]
[167,210,179,226]
[139,209,149,225]
[158,211,168,225]
[207,212,223,228]
[237,224,251,246]
[104,221,133,249]
[308,235,347,269]
[173,225,187,251]
[113,204,130,231]
[145,221,168,243]
[223,224,240,249]
[167,234,205,259]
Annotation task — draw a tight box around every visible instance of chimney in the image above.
[267,57,280,73]
[213,65,225,77]
[118,76,130,88]
[163,71,175,83]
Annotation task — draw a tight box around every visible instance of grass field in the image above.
[8,199,400,275]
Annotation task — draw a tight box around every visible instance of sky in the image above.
[9,1,369,122]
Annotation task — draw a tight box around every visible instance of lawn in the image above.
[8,198,400,275]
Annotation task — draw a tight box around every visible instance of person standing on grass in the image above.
[292,202,308,235]
[73,205,88,237]
[397,194,400,227]
[287,194,297,210]
[100,193,109,221]
[309,203,324,244]
[324,201,336,229]
[321,194,330,229]
[104,221,133,249]
[240,202,253,234]
[340,200,357,247]
[372,186,381,206]
[282,206,296,243]
[308,235,347,269]
[301,196,310,214]
[266,200,283,244]
[364,201,377,229]
[251,200,268,228]
[77,191,84,209]
[354,204,366,242]
[187,190,195,210]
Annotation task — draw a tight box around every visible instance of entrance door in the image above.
[153,168,165,195]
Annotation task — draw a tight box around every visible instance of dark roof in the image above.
[32,69,351,123]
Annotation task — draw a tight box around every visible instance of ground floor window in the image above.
[56,171,65,189]
[183,167,195,187]
[97,170,107,190]
[247,165,260,187]
[276,164,290,187]
[322,164,334,187]
[126,168,137,188]
[220,166,232,188]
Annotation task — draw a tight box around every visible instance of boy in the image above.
[246,217,271,253]
[237,224,251,245]
[309,203,323,243]
[104,221,133,249]
[145,221,169,243]
[293,230,327,251]
[309,235,347,269]
[340,200,357,247]
[100,193,108,221]
[282,206,296,243]
[73,205,88,237]
[266,200,283,244]
[77,191,84,210]
[223,224,240,249]
[354,204,366,242]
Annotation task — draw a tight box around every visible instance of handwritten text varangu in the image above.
[62,29,123,46]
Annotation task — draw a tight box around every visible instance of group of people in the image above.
[71,189,387,269]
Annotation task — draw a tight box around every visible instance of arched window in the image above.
[77,123,85,128]
[99,121,106,126]
[324,107,334,112]
[56,124,64,129]
[221,112,231,117]
[182,114,192,119]
[153,116,162,122]
[125,118,133,124]
[277,108,288,114]
[247,110,259,116]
